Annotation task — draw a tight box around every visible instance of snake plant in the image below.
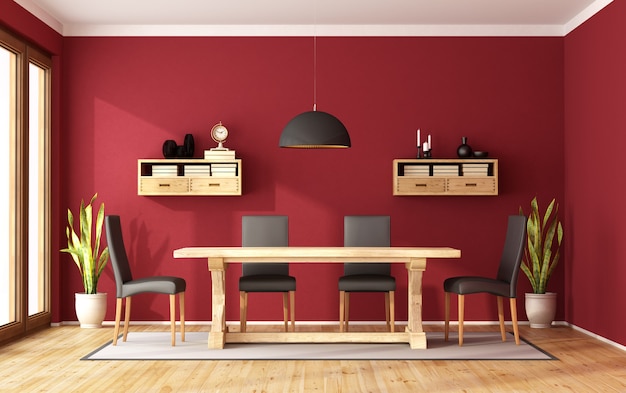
[519,197,563,294]
[60,193,109,294]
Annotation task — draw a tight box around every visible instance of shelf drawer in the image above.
[140,178,189,194]
[190,178,240,194]
[396,177,446,194]
[447,178,496,194]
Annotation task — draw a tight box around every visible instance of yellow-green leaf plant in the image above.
[60,193,109,294]
[519,197,563,294]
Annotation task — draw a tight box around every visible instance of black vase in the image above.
[457,137,473,158]
[183,134,195,157]
[162,140,177,158]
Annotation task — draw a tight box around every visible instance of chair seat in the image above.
[121,276,186,298]
[239,274,296,292]
[339,274,396,292]
[443,276,512,298]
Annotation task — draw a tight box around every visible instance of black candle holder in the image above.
[424,149,432,158]
[416,146,422,159]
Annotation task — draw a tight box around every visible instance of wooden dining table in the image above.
[173,246,461,349]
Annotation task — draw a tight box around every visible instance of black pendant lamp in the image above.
[279,35,351,149]
[279,108,351,149]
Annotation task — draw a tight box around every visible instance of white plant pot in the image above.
[75,292,107,328]
[525,292,557,328]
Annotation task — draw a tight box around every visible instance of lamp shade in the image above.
[279,111,351,148]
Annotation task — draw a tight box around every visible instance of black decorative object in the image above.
[162,140,177,158]
[183,134,195,157]
[162,134,195,158]
[457,137,473,158]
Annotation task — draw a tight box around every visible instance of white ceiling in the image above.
[14,0,613,37]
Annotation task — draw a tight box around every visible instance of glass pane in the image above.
[28,61,46,316]
[0,46,16,325]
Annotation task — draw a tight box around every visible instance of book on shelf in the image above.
[151,165,178,177]
[432,165,460,177]
[462,163,489,176]
[211,163,237,177]
[403,169,430,176]
[204,149,236,161]
[183,165,211,177]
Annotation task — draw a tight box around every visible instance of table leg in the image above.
[208,257,227,349]
[407,258,427,349]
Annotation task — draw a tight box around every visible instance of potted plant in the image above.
[519,196,563,328]
[60,193,109,328]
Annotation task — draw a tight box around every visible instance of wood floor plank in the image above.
[0,324,625,392]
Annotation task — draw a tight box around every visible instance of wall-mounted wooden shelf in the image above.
[393,159,498,196]
[138,159,242,196]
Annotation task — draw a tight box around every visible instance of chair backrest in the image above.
[343,215,391,276]
[242,215,289,276]
[105,215,133,298]
[496,215,528,297]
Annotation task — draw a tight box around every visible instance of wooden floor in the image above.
[1,323,625,392]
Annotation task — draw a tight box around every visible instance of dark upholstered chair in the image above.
[105,215,186,346]
[444,215,527,346]
[339,215,395,332]
[239,215,295,332]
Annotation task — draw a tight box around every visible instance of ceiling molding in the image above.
[62,24,567,38]
[564,0,613,34]
[14,0,613,38]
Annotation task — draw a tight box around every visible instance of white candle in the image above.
[417,129,421,147]
[423,142,429,152]
[428,134,431,150]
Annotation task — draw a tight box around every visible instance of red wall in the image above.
[564,1,626,345]
[59,35,565,324]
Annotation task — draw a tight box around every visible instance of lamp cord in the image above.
[313,3,317,112]
[313,34,317,111]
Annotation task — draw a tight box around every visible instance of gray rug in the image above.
[82,332,555,361]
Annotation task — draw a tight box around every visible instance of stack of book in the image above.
[403,165,430,177]
[211,163,238,177]
[183,165,211,177]
[151,165,178,177]
[462,163,489,176]
[204,149,236,161]
[432,165,460,177]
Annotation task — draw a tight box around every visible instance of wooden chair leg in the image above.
[179,292,185,342]
[385,292,390,330]
[289,290,295,332]
[113,297,123,346]
[123,297,132,342]
[444,292,450,342]
[282,292,289,332]
[497,296,506,342]
[170,294,176,346]
[389,291,395,333]
[458,294,465,346]
[345,292,350,332]
[510,297,520,345]
[339,291,345,332]
[239,291,247,333]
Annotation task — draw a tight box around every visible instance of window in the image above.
[0,27,52,342]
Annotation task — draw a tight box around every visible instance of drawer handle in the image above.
[414,183,428,187]
[208,183,221,187]
[159,183,171,187]
[465,183,478,187]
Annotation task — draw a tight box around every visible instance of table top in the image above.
[173,246,461,263]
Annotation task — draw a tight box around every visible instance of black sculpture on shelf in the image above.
[163,134,194,158]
